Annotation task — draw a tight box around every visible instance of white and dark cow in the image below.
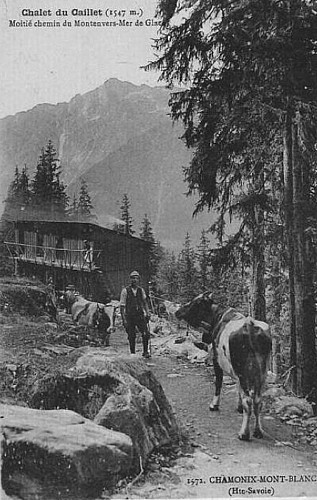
[175,292,271,441]
[71,296,117,346]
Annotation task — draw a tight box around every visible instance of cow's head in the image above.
[104,302,118,334]
[94,304,116,334]
[175,292,221,331]
[93,304,110,332]
[64,290,78,308]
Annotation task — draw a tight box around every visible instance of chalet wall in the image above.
[7,220,150,300]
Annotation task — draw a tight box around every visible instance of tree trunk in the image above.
[292,117,305,394]
[284,105,317,396]
[272,335,281,376]
[270,255,283,375]
[292,114,316,395]
[283,104,297,391]
[250,163,266,321]
[251,204,266,321]
[302,151,317,395]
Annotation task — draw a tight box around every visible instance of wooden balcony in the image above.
[5,242,102,272]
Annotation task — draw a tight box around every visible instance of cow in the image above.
[71,296,117,346]
[175,292,271,441]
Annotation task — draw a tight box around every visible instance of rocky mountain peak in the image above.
[0,79,212,250]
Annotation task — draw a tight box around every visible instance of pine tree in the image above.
[6,166,20,204]
[68,194,78,221]
[19,165,30,206]
[140,214,161,279]
[196,230,211,291]
[148,0,317,397]
[120,194,134,235]
[2,165,31,221]
[155,249,180,301]
[1,168,20,222]
[32,148,47,204]
[32,140,68,218]
[78,179,94,220]
[0,165,31,275]
[12,166,20,195]
[140,214,154,241]
[178,233,199,301]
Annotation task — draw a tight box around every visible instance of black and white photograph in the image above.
[1,1,317,499]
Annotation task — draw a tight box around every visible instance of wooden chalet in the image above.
[5,219,151,301]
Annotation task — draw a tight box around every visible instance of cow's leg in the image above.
[210,357,223,411]
[253,395,263,438]
[238,388,252,441]
[104,333,110,347]
[237,384,243,414]
[129,333,136,354]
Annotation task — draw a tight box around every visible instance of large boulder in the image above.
[29,348,179,472]
[1,404,133,497]
[75,350,180,471]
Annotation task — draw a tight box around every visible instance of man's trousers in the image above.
[126,314,150,354]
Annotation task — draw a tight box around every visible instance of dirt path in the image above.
[109,328,317,499]
[1,316,317,499]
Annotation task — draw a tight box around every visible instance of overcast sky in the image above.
[0,0,162,118]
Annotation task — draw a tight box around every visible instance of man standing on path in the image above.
[120,270,151,357]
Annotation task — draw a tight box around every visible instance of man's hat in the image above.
[130,271,140,278]
[66,284,75,290]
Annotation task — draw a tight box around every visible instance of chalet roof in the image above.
[96,213,125,229]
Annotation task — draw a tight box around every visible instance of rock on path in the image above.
[1,404,132,497]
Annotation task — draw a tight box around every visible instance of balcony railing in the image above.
[4,242,102,271]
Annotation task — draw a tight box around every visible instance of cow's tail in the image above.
[245,318,271,397]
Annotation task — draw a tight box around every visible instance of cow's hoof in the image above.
[209,404,219,412]
[237,405,243,414]
[238,433,250,441]
[253,428,263,439]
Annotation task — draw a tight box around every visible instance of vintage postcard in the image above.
[0,0,316,499]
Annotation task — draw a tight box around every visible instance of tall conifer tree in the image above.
[178,233,198,301]
[120,193,134,235]
[196,230,211,291]
[140,213,161,279]
[78,179,94,220]
[149,0,317,396]
[32,140,68,218]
